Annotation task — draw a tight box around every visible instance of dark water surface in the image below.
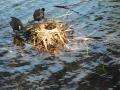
[0,0,120,90]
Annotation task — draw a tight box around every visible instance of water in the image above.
[0,0,120,89]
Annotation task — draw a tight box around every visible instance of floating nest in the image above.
[26,20,69,53]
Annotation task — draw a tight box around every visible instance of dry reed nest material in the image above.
[27,20,69,53]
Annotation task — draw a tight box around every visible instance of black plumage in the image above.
[33,8,45,21]
[10,17,23,32]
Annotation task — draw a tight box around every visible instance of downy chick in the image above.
[10,17,23,34]
[33,8,45,22]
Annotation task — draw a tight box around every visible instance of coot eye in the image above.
[41,8,45,11]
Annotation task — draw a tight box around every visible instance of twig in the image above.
[54,0,89,15]
[54,5,81,15]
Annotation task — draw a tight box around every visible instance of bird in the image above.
[33,8,45,22]
[10,17,24,34]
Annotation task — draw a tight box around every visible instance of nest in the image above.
[27,20,69,53]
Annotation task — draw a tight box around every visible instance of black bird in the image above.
[33,8,45,21]
[10,17,23,33]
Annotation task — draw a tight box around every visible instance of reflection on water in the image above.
[13,35,25,47]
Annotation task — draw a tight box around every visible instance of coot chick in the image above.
[33,8,45,22]
[10,17,23,33]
